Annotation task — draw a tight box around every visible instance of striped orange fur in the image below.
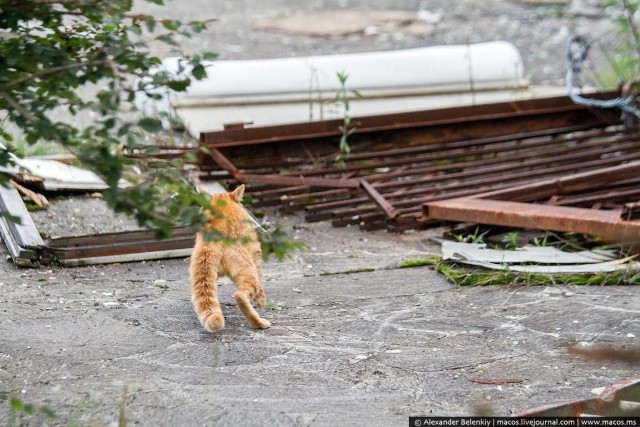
[189,185,270,332]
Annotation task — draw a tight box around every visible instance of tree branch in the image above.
[1,90,80,154]
[1,59,114,91]
[0,91,40,124]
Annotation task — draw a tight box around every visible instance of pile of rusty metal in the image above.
[3,90,640,267]
[199,90,640,248]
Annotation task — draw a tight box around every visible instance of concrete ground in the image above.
[1,212,639,426]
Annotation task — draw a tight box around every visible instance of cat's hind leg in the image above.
[190,243,225,332]
[234,289,270,329]
[225,250,270,329]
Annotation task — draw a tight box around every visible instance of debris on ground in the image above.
[440,241,640,274]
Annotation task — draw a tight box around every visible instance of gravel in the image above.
[135,0,618,87]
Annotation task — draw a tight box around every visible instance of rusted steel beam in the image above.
[322,128,619,163]
[278,128,631,179]
[365,132,639,184]
[268,129,627,210]
[236,173,360,189]
[282,188,353,203]
[622,201,640,221]
[470,161,640,202]
[297,131,638,197]
[374,145,640,200]
[322,158,640,225]
[359,180,398,219]
[249,185,310,207]
[197,91,639,234]
[45,234,195,261]
[553,184,640,207]
[199,92,621,171]
[205,147,240,178]
[315,127,616,164]
[284,133,562,178]
[303,148,640,217]
[252,185,308,198]
[516,375,640,417]
[422,198,640,244]
[239,125,614,173]
[47,227,194,248]
[201,91,620,148]
[34,227,197,265]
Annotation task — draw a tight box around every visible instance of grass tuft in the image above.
[400,256,640,286]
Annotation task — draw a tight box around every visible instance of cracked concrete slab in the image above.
[1,211,639,425]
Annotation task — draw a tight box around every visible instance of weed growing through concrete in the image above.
[451,226,488,244]
[265,300,288,310]
[399,255,640,286]
[118,386,128,427]
[332,71,361,169]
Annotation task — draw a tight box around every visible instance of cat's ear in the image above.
[230,184,245,202]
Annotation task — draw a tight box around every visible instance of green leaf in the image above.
[190,21,206,33]
[155,34,178,46]
[138,117,162,133]
[202,52,219,61]
[191,64,207,80]
[161,19,180,31]
[184,151,197,163]
[145,19,157,33]
[167,79,191,92]
[117,123,132,137]
[144,146,161,155]
[1,212,23,225]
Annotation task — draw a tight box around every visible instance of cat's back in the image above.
[207,192,257,240]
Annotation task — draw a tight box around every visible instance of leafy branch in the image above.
[0,0,300,258]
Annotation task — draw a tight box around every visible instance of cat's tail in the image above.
[198,307,225,333]
[190,242,225,333]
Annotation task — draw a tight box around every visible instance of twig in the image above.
[0,91,40,124]
[0,59,114,91]
[0,90,81,159]
[10,180,49,207]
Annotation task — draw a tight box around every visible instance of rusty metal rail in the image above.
[198,91,640,237]
[42,227,195,264]
[200,91,620,173]
[422,162,640,246]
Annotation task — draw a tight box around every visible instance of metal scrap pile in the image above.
[198,90,640,250]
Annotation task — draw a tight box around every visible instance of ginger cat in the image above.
[189,185,270,332]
